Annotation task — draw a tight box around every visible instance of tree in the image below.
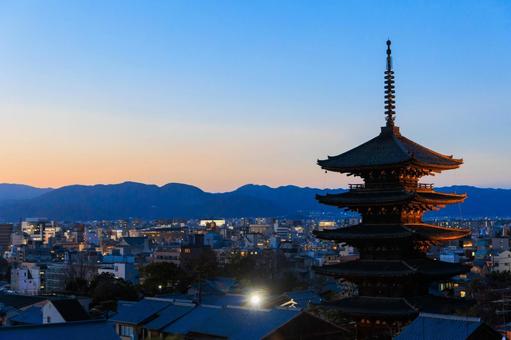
[467,271,511,327]
[65,277,89,294]
[141,262,189,295]
[0,258,10,281]
[180,248,219,280]
[89,273,139,312]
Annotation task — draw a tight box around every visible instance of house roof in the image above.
[162,305,301,340]
[51,299,90,322]
[121,237,147,247]
[143,303,194,331]
[110,298,345,339]
[394,313,501,340]
[0,294,47,309]
[9,306,43,325]
[318,126,462,173]
[280,290,322,309]
[0,320,118,340]
[110,298,171,325]
[199,294,246,307]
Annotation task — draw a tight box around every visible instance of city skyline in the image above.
[0,1,510,192]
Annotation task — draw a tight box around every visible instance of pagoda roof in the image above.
[315,258,469,279]
[321,295,472,319]
[322,296,418,318]
[316,189,466,208]
[314,223,470,242]
[318,126,463,173]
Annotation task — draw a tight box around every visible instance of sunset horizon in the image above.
[1,1,510,192]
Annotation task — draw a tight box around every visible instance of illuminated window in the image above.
[119,325,134,337]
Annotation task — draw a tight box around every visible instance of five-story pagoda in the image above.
[314,41,471,339]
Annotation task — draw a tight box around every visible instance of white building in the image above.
[98,262,139,284]
[493,250,511,273]
[11,262,45,295]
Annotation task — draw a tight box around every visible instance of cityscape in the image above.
[0,1,510,340]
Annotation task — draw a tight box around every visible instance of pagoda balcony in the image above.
[416,183,434,191]
[348,183,435,192]
[349,183,365,190]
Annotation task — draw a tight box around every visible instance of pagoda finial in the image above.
[384,39,396,127]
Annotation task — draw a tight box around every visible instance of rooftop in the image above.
[318,126,462,173]
[0,320,118,340]
[394,313,501,340]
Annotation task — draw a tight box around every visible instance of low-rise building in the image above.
[492,250,511,273]
[11,262,46,295]
[110,298,348,340]
[98,262,139,284]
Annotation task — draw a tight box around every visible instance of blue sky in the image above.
[0,1,509,191]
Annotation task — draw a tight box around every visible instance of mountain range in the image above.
[0,182,508,221]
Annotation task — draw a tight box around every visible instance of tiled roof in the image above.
[394,313,500,340]
[0,294,47,309]
[316,190,466,207]
[162,305,301,340]
[51,299,90,322]
[318,126,462,172]
[323,296,418,318]
[0,320,118,340]
[314,223,470,242]
[9,306,43,325]
[143,303,194,331]
[110,298,171,325]
[316,258,469,279]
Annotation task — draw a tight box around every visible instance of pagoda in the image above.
[314,41,471,339]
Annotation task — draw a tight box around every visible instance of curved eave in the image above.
[318,159,411,174]
[313,223,470,243]
[315,192,412,207]
[318,164,460,176]
[410,158,463,172]
[321,297,418,319]
[415,192,467,205]
[318,157,463,174]
[314,259,470,280]
[313,262,414,278]
[313,227,412,241]
[316,191,466,208]
[406,224,471,241]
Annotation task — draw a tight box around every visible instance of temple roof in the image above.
[318,126,463,173]
[316,189,466,208]
[323,296,418,318]
[314,223,470,242]
[322,295,472,319]
[315,258,469,279]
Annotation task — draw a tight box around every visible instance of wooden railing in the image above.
[417,183,434,190]
[348,183,434,191]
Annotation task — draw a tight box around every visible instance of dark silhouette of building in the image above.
[0,223,13,253]
[314,40,471,339]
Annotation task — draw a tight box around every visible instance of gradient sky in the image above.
[0,1,510,192]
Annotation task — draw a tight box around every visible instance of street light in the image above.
[248,292,263,309]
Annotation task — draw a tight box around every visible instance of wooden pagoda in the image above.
[314,40,471,339]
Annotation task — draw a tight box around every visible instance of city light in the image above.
[248,292,263,308]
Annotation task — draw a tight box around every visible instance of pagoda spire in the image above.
[384,39,396,127]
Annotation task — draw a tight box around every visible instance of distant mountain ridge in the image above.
[0,182,508,221]
[0,184,53,203]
